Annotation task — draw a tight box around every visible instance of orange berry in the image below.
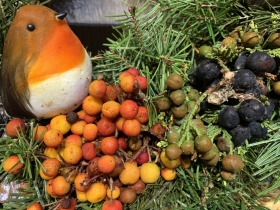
[135,106,149,124]
[84,114,98,124]
[82,95,103,115]
[3,155,24,174]
[97,155,116,173]
[74,173,90,192]
[122,119,141,137]
[119,100,139,119]
[50,115,71,135]
[86,182,107,204]
[82,142,97,161]
[76,189,88,202]
[43,129,64,148]
[119,161,140,185]
[89,79,107,98]
[83,123,98,141]
[46,179,61,198]
[52,175,71,196]
[120,74,136,93]
[26,202,43,210]
[5,118,26,137]
[33,125,47,141]
[41,158,61,177]
[100,136,118,155]
[102,101,120,119]
[161,167,177,181]
[126,67,139,76]
[63,145,83,165]
[71,120,87,136]
[65,134,83,147]
[108,155,125,177]
[106,186,121,199]
[102,84,121,102]
[119,71,132,80]
[102,199,123,210]
[135,75,148,91]
[39,167,54,180]
[77,109,87,120]
[96,117,115,137]
[115,117,126,131]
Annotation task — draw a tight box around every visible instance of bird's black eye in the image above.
[27,24,35,31]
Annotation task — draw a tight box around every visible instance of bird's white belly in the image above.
[28,53,92,119]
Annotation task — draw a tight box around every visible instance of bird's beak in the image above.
[55,12,67,20]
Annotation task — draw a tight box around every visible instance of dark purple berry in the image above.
[196,60,221,81]
[248,121,267,139]
[232,69,256,91]
[218,106,240,129]
[245,51,276,74]
[238,99,265,122]
[245,84,261,98]
[229,125,251,147]
[234,51,250,71]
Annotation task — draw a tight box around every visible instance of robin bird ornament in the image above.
[1,5,92,119]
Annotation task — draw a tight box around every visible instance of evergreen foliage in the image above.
[1,0,280,209]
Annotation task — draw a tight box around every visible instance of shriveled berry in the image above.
[216,137,230,152]
[66,112,79,124]
[241,31,259,48]
[267,33,280,49]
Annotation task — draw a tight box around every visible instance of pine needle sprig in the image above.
[2,177,47,210]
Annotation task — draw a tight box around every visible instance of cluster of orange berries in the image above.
[2,68,176,210]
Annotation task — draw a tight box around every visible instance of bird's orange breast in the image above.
[27,24,85,85]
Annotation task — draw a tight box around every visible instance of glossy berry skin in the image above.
[196,60,221,81]
[232,69,256,91]
[238,99,265,122]
[218,106,240,129]
[245,51,276,74]
[248,121,267,139]
[229,125,251,147]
